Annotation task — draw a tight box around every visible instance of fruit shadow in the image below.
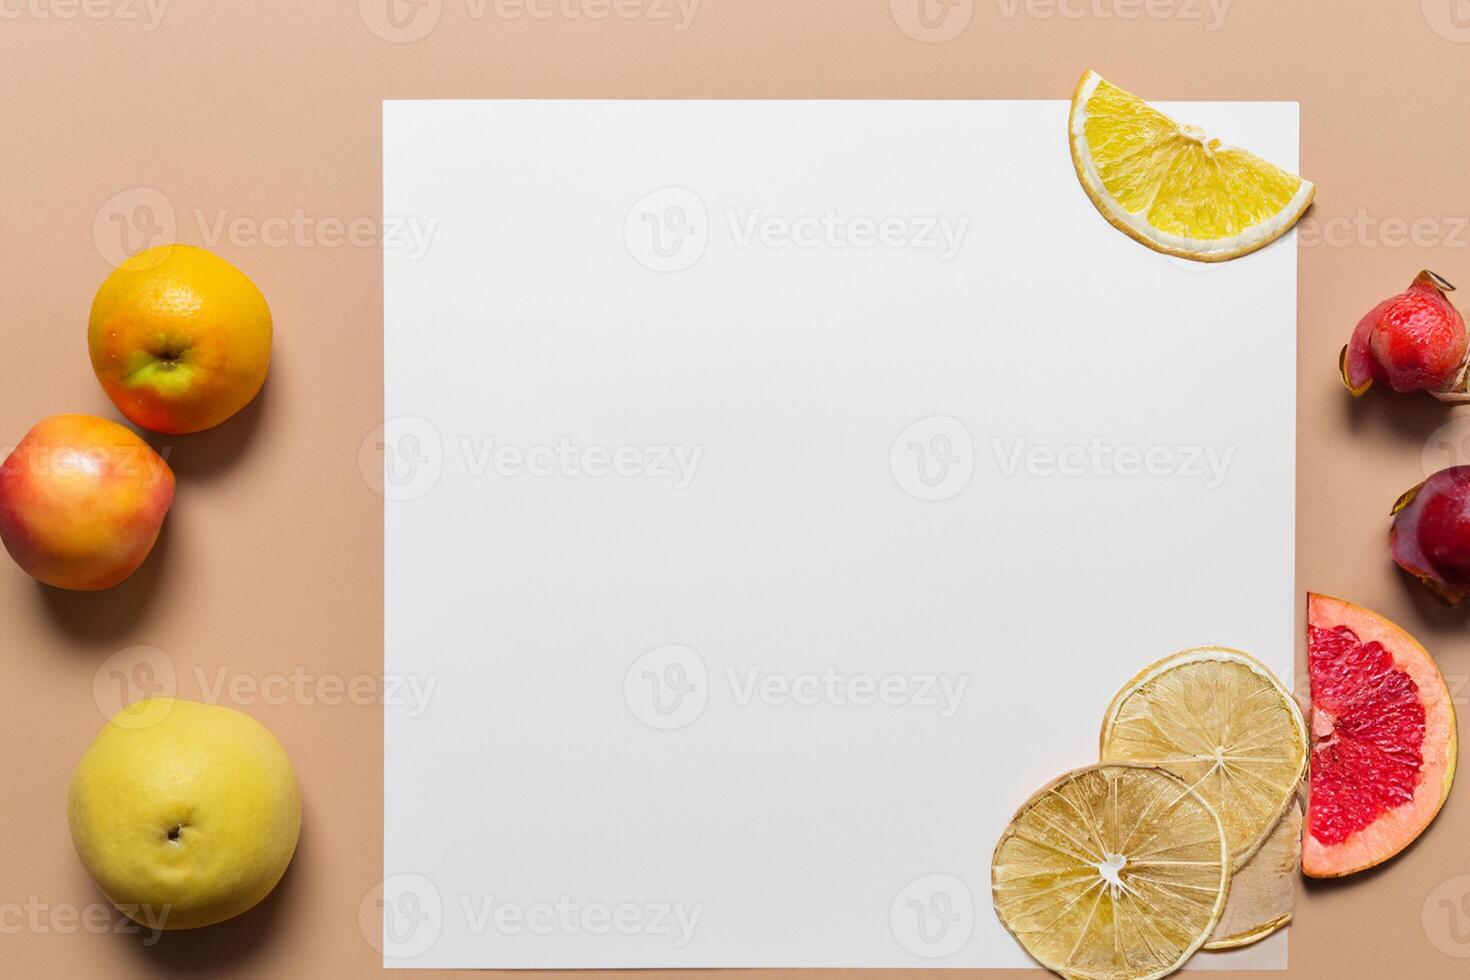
[1342,386,1459,443]
[1393,566,1470,632]
[37,521,171,646]
[120,826,302,973]
[152,374,271,483]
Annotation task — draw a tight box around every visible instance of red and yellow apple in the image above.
[88,244,272,435]
[0,414,175,590]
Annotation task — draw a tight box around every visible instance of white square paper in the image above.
[383,99,1296,970]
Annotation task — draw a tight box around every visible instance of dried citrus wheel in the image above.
[1203,802,1300,950]
[1068,69,1314,262]
[991,764,1228,980]
[1099,647,1308,871]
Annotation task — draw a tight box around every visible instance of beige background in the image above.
[2,1,1469,977]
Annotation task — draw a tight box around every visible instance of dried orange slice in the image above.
[1099,648,1307,871]
[992,763,1228,980]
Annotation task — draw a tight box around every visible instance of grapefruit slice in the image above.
[1098,648,1308,871]
[1202,802,1300,950]
[991,763,1228,980]
[1303,594,1459,877]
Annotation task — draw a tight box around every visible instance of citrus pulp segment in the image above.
[1303,594,1458,877]
[1068,70,1314,262]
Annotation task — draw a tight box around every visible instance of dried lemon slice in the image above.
[1069,69,1314,262]
[1100,647,1308,870]
[992,763,1228,980]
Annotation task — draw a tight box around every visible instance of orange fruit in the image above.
[88,244,272,435]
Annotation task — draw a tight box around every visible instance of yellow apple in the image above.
[68,699,301,930]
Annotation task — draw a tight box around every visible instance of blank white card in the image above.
[382,99,1296,969]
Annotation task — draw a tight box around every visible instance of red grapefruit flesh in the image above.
[1303,594,1458,877]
